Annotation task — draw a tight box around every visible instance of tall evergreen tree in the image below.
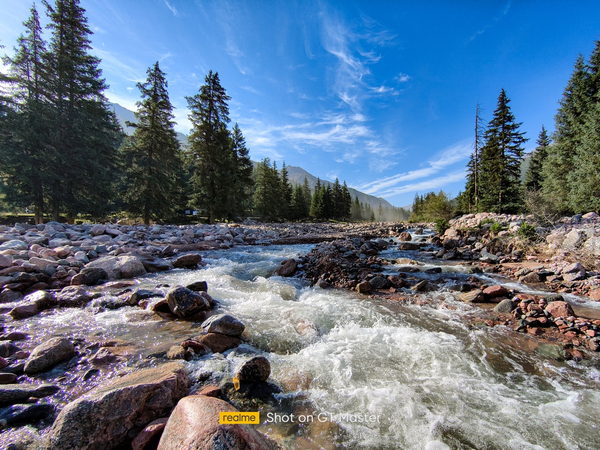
[301,176,312,216]
[122,62,182,225]
[310,178,324,219]
[43,0,121,220]
[1,5,52,223]
[279,162,292,219]
[228,123,253,219]
[478,89,527,213]
[341,181,352,220]
[187,70,232,223]
[542,56,589,213]
[253,158,280,220]
[525,126,550,192]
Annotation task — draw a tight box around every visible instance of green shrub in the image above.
[489,222,502,234]
[517,222,537,240]
[434,218,449,235]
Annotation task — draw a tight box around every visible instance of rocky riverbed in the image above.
[1,216,600,449]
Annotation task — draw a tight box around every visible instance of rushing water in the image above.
[7,240,600,449]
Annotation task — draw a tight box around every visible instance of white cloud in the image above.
[94,48,145,83]
[164,0,179,17]
[395,73,410,83]
[380,171,467,197]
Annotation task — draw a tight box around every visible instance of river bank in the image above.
[1,216,600,449]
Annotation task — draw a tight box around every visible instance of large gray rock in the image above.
[172,253,202,269]
[562,229,586,249]
[493,299,515,313]
[201,314,245,337]
[0,240,28,251]
[89,225,106,236]
[56,286,92,307]
[44,362,189,450]
[166,285,211,318]
[70,267,108,286]
[584,237,600,256]
[276,259,297,277]
[157,395,281,450]
[86,255,146,280]
[24,338,75,374]
[0,254,12,269]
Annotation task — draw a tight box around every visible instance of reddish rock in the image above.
[157,396,282,450]
[586,339,599,352]
[527,304,544,315]
[459,289,485,303]
[197,333,241,353]
[482,285,508,299]
[398,232,412,242]
[0,372,17,384]
[132,418,169,450]
[197,385,221,398]
[545,301,575,318]
[586,330,596,337]
[24,337,75,374]
[527,327,543,336]
[9,303,39,320]
[45,362,189,450]
[519,272,541,284]
[234,356,271,383]
[181,340,210,356]
[588,288,600,301]
[276,259,297,277]
[172,253,202,269]
[355,281,372,294]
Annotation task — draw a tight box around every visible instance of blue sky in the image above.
[1,1,599,207]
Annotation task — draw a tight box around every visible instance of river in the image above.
[8,239,600,449]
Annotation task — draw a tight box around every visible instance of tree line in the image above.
[453,37,600,219]
[0,1,371,225]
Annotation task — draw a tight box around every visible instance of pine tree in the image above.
[301,176,311,216]
[253,158,280,220]
[122,62,182,225]
[229,123,253,219]
[1,5,52,223]
[43,0,122,220]
[310,178,324,219]
[341,181,352,220]
[542,56,589,213]
[279,162,292,219]
[290,185,306,220]
[478,89,527,213]
[351,196,362,221]
[187,70,232,223]
[525,126,550,192]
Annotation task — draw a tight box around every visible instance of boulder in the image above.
[89,225,106,236]
[201,314,245,337]
[584,237,600,257]
[0,254,12,269]
[0,240,28,251]
[172,253,202,269]
[355,281,372,294]
[56,286,92,307]
[9,303,40,320]
[24,338,75,374]
[197,333,241,353]
[186,281,208,292]
[86,255,146,280]
[482,285,508,299]
[0,383,60,405]
[142,258,173,273]
[276,259,297,277]
[132,417,169,450]
[459,289,485,303]
[0,403,55,427]
[545,301,575,319]
[587,288,600,301]
[44,362,189,450]
[398,232,412,241]
[493,299,515,313]
[562,229,586,249]
[157,395,282,450]
[70,267,107,286]
[234,356,271,383]
[398,242,420,251]
[0,342,21,358]
[166,286,212,318]
[0,289,23,303]
[412,280,429,292]
[519,272,541,284]
[127,289,164,306]
[369,276,391,290]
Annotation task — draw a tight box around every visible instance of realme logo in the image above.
[219,412,260,424]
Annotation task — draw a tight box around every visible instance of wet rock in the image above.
[186,281,208,292]
[197,333,241,353]
[398,232,412,241]
[234,356,271,383]
[317,279,330,289]
[398,242,420,251]
[0,373,18,384]
[277,259,297,277]
[479,251,499,263]
[459,289,485,303]
[0,384,60,405]
[201,314,245,337]
[86,255,146,280]
[196,385,221,398]
[587,288,600,301]
[56,286,92,307]
[9,303,39,320]
[180,340,210,356]
[537,343,567,361]
[24,338,75,375]
[157,395,282,450]
[544,301,575,318]
[70,267,107,286]
[519,272,541,284]
[141,257,173,273]
[356,280,372,294]
[412,280,429,292]
[172,253,202,269]
[0,403,55,427]
[481,285,506,299]
[89,348,117,365]
[127,289,163,306]
[369,276,391,290]
[132,417,169,450]
[44,362,189,450]
[166,345,193,361]
[0,342,22,358]
[586,339,600,352]
[166,285,212,318]
[0,289,23,303]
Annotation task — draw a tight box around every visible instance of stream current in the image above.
[11,240,600,449]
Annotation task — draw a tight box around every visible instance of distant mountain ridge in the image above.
[109,102,396,211]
